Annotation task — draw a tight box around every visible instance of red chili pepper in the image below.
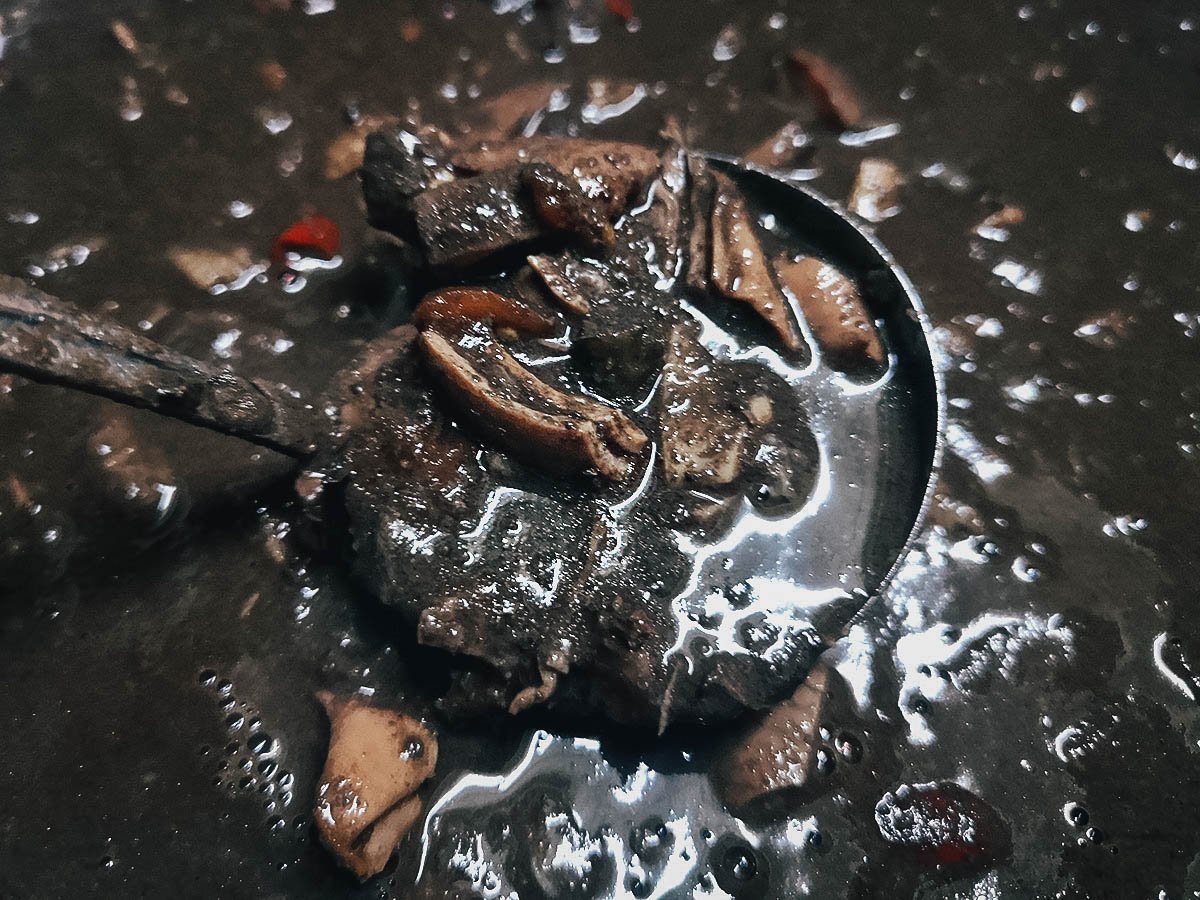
[606,0,634,24]
[271,214,341,266]
[875,783,1011,874]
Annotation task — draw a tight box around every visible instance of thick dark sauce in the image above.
[1,1,1197,898]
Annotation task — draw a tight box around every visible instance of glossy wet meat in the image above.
[369,134,659,270]
[522,162,616,249]
[359,127,452,240]
[775,255,885,371]
[328,305,822,724]
[329,325,674,721]
[417,324,647,480]
[322,138,831,725]
[659,324,751,486]
[314,693,438,880]
[411,166,548,270]
[707,171,804,352]
[450,136,660,218]
[713,662,830,811]
[526,251,604,314]
[411,287,558,336]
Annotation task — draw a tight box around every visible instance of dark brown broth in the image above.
[1,1,1198,897]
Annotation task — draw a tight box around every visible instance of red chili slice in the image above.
[875,782,1011,873]
[606,0,635,24]
[271,214,341,266]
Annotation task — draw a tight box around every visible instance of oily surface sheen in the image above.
[0,1,1198,898]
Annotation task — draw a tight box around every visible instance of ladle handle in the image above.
[0,275,320,458]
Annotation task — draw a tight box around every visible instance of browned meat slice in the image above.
[314,693,438,880]
[788,50,863,130]
[367,134,660,271]
[709,172,803,351]
[659,325,750,486]
[685,155,716,295]
[88,410,185,536]
[412,162,629,270]
[360,127,453,240]
[775,256,885,370]
[451,136,660,219]
[744,121,810,170]
[848,158,903,223]
[712,662,830,810]
[473,81,568,141]
[488,348,646,455]
[411,166,545,270]
[168,245,257,291]
[645,119,688,275]
[522,163,615,249]
[526,252,609,315]
[412,287,557,336]
[419,326,647,480]
[973,204,1026,240]
[329,326,419,433]
[324,114,401,180]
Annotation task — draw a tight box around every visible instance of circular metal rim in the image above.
[708,154,948,623]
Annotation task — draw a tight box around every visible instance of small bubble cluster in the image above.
[197,668,301,837]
